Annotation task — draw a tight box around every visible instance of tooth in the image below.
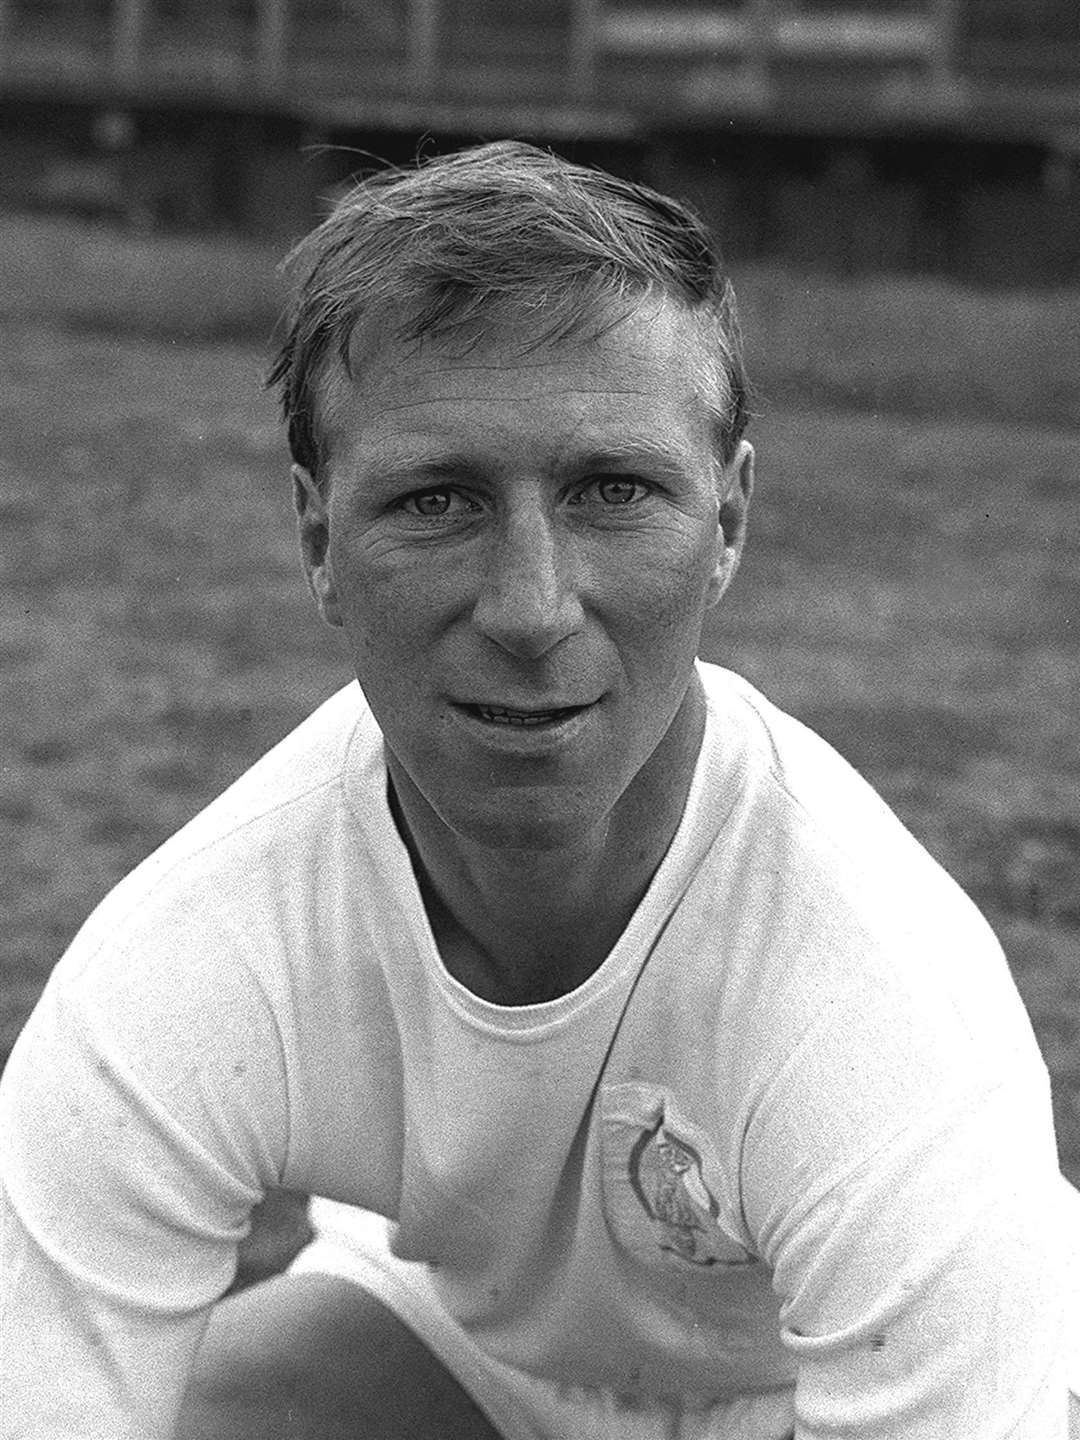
[477,705,561,726]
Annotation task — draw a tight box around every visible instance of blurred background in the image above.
[1,0,1078,1282]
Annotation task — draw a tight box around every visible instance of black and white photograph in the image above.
[1,3,1078,1436]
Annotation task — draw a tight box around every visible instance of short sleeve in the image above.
[742,1002,1066,1438]
[0,923,290,1439]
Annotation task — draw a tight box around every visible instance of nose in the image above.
[471,500,584,659]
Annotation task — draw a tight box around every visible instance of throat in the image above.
[418,871,623,1006]
[382,729,700,1007]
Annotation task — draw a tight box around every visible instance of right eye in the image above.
[397,488,472,518]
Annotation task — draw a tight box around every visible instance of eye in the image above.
[398,488,472,519]
[579,475,652,506]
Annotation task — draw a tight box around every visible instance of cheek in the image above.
[332,569,411,678]
[599,528,718,635]
[330,531,426,634]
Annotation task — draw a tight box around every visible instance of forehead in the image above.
[319,300,721,469]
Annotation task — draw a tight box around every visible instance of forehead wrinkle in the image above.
[402,355,554,374]
[338,377,670,436]
[393,376,662,404]
[318,301,722,475]
[347,310,691,397]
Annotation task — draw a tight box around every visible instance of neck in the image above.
[387,677,707,1005]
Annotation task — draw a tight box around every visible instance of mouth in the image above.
[459,702,592,729]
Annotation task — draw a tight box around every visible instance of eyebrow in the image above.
[363,435,703,486]
[572,437,702,475]
[362,454,473,489]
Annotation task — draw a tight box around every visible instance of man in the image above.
[0,141,1075,1439]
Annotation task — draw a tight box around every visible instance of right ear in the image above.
[292,465,342,627]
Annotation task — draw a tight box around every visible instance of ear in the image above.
[292,465,342,628]
[707,440,754,607]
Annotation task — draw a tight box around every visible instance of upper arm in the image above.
[742,1023,1065,1438]
[0,934,290,1439]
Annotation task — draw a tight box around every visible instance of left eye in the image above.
[584,476,649,506]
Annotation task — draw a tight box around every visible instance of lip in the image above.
[460,698,594,720]
[449,698,601,749]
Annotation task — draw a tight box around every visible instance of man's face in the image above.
[297,300,752,852]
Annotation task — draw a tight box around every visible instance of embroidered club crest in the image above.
[628,1115,731,1266]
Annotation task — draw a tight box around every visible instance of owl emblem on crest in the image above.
[627,1115,733,1266]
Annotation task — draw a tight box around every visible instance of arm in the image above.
[0,935,289,1439]
[743,1000,1065,1437]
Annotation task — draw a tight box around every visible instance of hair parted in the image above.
[269,140,749,489]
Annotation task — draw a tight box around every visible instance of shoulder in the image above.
[646,669,1056,1261]
[158,680,373,868]
[697,661,920,847]
[695,661,991,942]
[3,682,406,1200]
[72,682,373,941]
[686,662,1045,1097]
[35,681,393,1041]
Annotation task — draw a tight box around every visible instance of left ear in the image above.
[707,440,754,607]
